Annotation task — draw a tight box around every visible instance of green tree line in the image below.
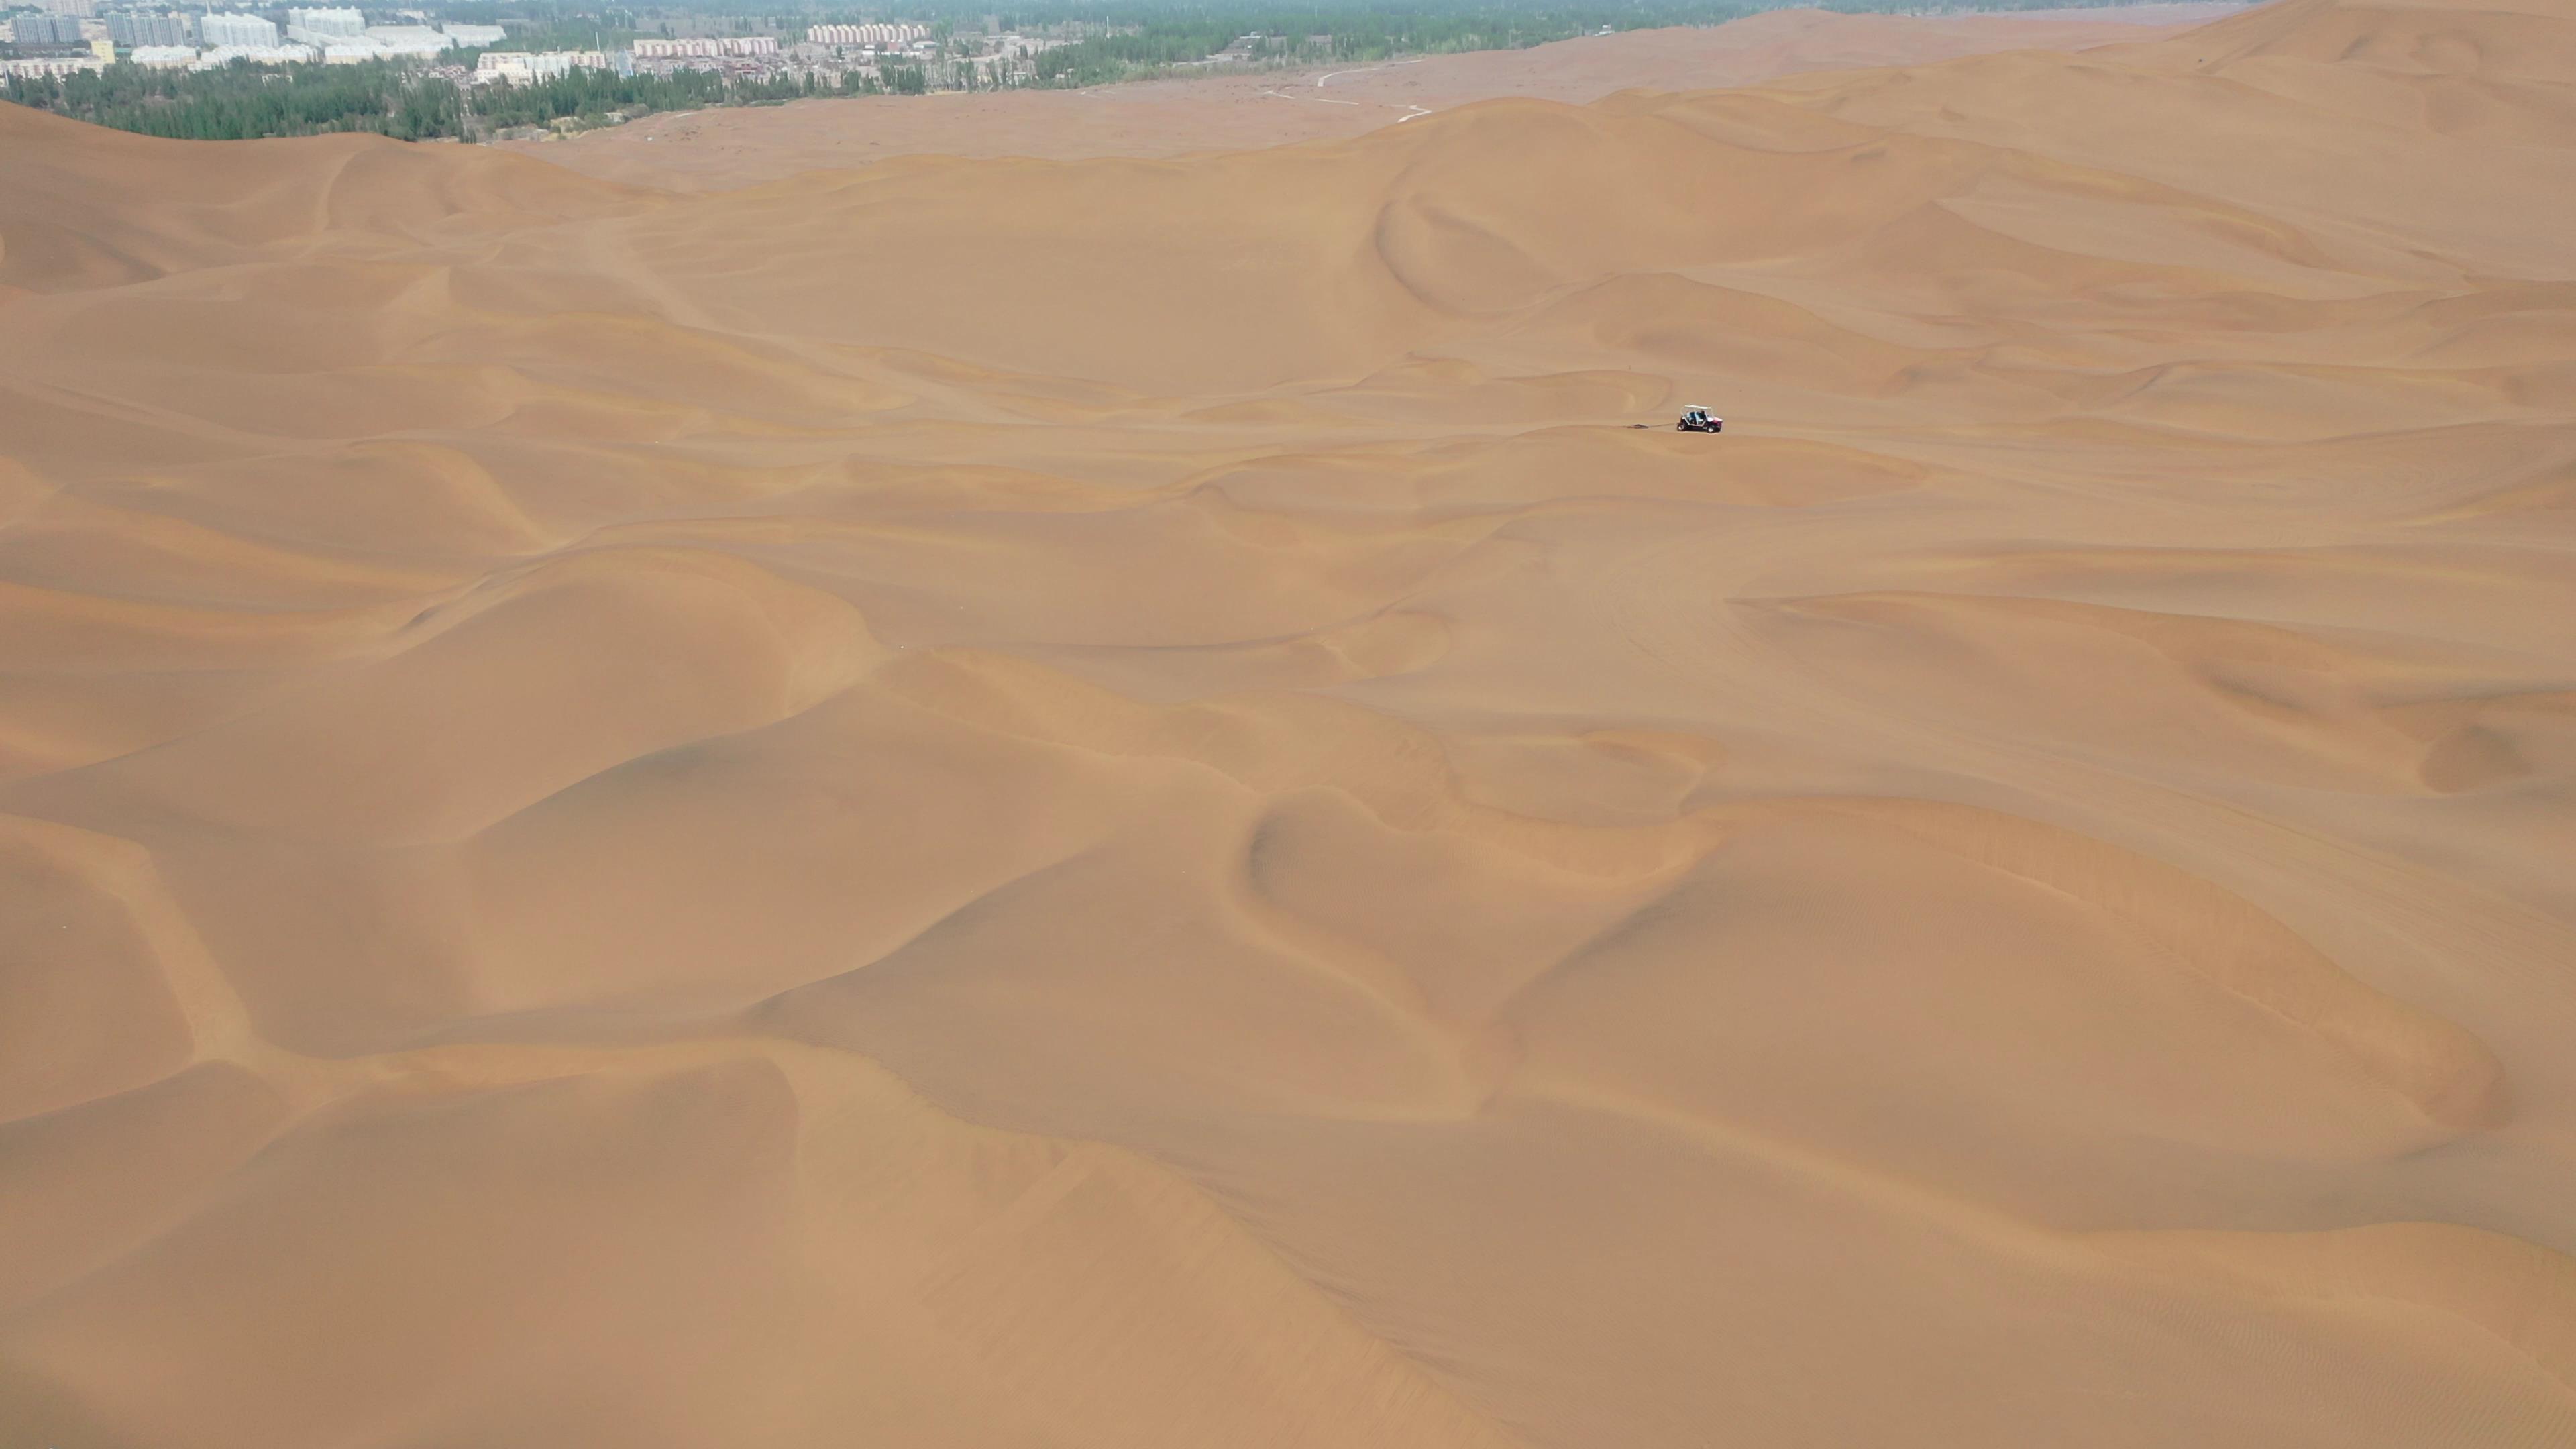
[3,60,465,140]
[965,0,2192,85]
[467,63,812,129]
[1015,2,1768,86]
[0,57,826,142]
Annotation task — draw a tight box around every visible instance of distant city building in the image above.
[806,23,926,46]
[38,0,97,18]
[288,7,364,34]
[127,42,195,66]
[106,10,195,47]
[193,40,313,66]
[631,35,777,58]
[284,7,365,44]
[475,47,608,81]
[197,11,279,48]
[2,53,105,75]
[356,25,455,57]
[10,13,85,45]
[439,22,506,46]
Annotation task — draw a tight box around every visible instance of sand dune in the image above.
[505,6,2246,188]
[4,0,2576,1443]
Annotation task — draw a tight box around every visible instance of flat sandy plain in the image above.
[504,5,2241,185]
[3,1,2575,1445]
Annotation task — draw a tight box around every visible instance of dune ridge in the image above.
[4,0,2576,1443]
[503,7,2250,188]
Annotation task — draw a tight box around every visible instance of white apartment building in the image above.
[807,23,926,46]
[128,43,195,66]
[2,53,105,76]
[284,7,365,40]
[105,11,195,46]
[355,25,455,56]
[198,11,279,47]
[193,41,313,66]
[321,40,385,62]
[10,12,83,44]
[630,35,777,58]
[475,48,607,81]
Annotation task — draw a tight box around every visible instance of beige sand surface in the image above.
[4,0,2576,1444]
[504,5,2246,186]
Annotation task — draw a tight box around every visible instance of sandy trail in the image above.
[3,0,2576,1444]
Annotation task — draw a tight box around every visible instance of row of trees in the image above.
[979,0,2188,85]
[0,57,831,142]
[2,61,463,140]
[467,64,811,129]
[1017,1,1771,87]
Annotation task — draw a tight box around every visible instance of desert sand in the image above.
[3,0,2575,1444]
[504,5,2247,187]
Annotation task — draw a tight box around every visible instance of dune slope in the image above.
[3,1,2575,1444]
[502,5,2245,187]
